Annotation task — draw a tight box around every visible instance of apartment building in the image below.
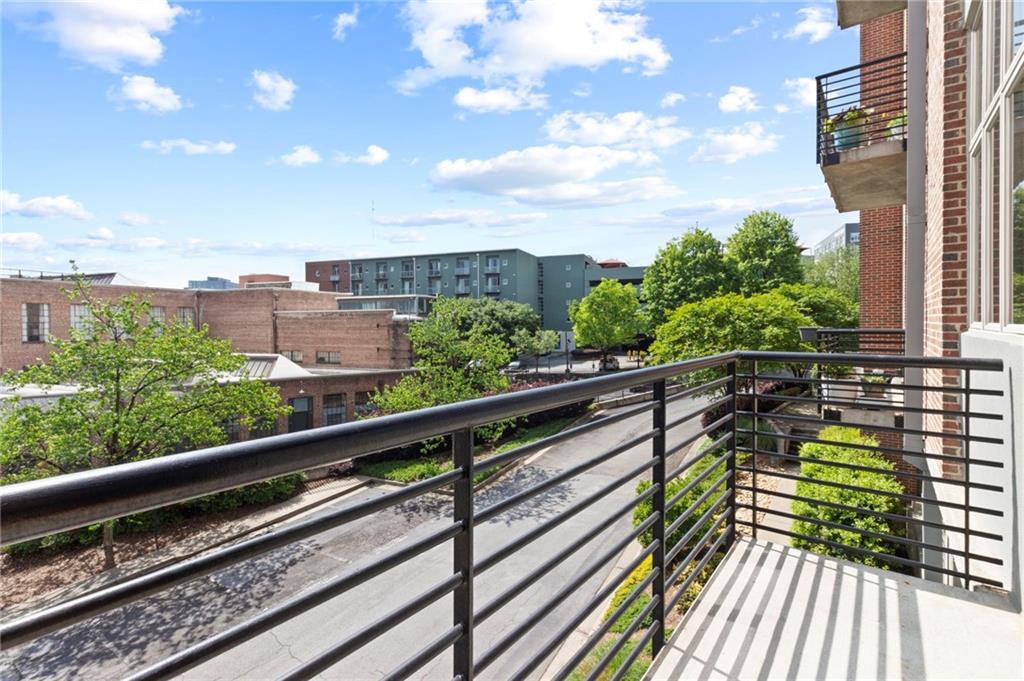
[186,276,238,290]
[810,222,860,256]
[305,259,350,293]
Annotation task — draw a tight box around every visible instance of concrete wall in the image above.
[538,254,592,331]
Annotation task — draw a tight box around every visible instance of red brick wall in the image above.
[271,370,408,431]
[238,273,289,287]
[305,260,351,293]
[275,310,413,369]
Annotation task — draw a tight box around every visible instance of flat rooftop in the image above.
[648,538,1022,680]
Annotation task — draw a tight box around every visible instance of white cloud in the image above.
[1,189,94,220]
[336,145,390,166]
[13,0,185,71]
[373,208,547,227]
[110,74,182,113]
[0,231,46,251]
[543,111,691,149]
[785,6,834,44]
[141,138,236,155]
[660,92,685,109]
[279,145,322,167]
[504,176,680,208]
[783,76,816,108]
[711,16,763,43]
[774,103,791,113]
[718,86,761,113]
[118,211,153,226]
[690,122,780,164]
[252,70,297,111]
[385,229,427,244]
[572,82,592,98]
[59,231,167,251]
[88,227,115,241]
[454,85,548,113]
[332,5,359,41]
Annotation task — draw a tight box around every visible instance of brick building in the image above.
[238,273,289,288]
[305,260,350,293]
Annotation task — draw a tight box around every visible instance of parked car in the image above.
[599,356,620,371]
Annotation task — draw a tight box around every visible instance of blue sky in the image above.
[1,1,859,287]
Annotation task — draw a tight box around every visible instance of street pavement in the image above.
[2,394,712,681]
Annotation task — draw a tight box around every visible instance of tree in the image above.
[804,245,860,302]
[648,291,812,365]
[641,228,733,330]
[725,210,805,294]
[455,297,541,350]
[569,280,641,361]
[511,328,560,372]
[0,273,288,569]
[772,283,859,329]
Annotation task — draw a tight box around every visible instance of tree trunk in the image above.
[102,520,116,570]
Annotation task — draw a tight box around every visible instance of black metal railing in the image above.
[816,51,907,165]
[0,352,1006,680]
[811,328,908,408]
[814,327,906,356]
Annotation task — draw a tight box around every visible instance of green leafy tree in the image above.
[725,210,805,294]
[772,283,859,329]
[804,245,860,302]
[455,297,541,350]
[1013,188,1024,323]
[0,273,288,569]
[649,291,812,365]
[511,328,560,372]
[641,228,734,330]
[569,280,641,361]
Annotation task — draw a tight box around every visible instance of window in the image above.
[316,351,341,364]
[315,269,321,278]
[354,391,375,417]
[21,303,49,342]
[176,307,195,327]
[565,263,572,271]
[323,394,346,426]
[150,306,166,326]
[281,350,303,362]
[70,304,92,332]
[223,417,242,443]
[288,396,313,432]
[565,281,572,288]
[1012,88,1024,324]
[331,264,339,277]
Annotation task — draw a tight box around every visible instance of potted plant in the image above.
[884,111,906,139]
[823,106,873,151]
[861,372,889,399]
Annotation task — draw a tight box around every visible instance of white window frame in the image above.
[70,304,92,332]
[21,302,49,342]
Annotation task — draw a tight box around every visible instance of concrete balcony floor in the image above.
[647,539,1022,680]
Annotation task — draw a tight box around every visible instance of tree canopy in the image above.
[641,228,733,330]
[772,283,859,329]
[725,210,805,294]
[804,245,859,303]
[450,296,541,350]
[569,280,641,358]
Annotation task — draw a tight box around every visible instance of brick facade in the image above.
[305,260,351,293]
[238,273,289,287]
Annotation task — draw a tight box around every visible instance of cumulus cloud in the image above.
[385,229,427,244]
[718,86,761,113]
[783,77,816,108]
[454,84,548,113]
[0,231,46,251]
[252,70,297,111]
[336,145,390,166]
[60,232,167,251]
[785,6,834,44]
[118,211,153,226]
[332,5,359,41]
[543,111,691,149]
[373,208,547,227]
[141,138,236,155]
[775,103,791,113]
[503,176,680,208]
[660,92,685,109]
[11,0,185,71]
[689,122,780,164]
[109,74,182,113]
[279,145,322,167]
[1,189,94,220]
[88,227,115,241]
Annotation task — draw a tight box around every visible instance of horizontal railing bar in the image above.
[736,503,1003,565]
[475,428,658,524]
[737,466,1004,516]
[0,468,463,648]
[820,89,908,110]
[737,373,1003,397]
[475,459,658,574]
[665,491,731,564]
[275,573,463,681]
[665,413,732,460]
[816,328,907,334]
[745,391,1002,420]
[665,375,732,404]
[475,400,655,474]
[609,620,661,681]
[0,352,737,546]
[666,454,731,513]
[589,598,661,681]
[736,351,1002,372]
[815,50,907,80]
[666,510,732,587]
[549,568,661,681]
[733,521,1003,588]
[737,446,1004,492]
[666,432,732,482]
[473,517,659,674]
[381,625,462,681]
[123,522,462,681]
[475,483,656,623]
[531,551,660,681]
[737,410,1003,445]
[666,513,733,612]
[736,485,1004,541]
[665,395,732,431]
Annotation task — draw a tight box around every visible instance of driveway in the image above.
[2,394,713,681]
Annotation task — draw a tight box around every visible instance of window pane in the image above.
[992,121,1002,323]
[323,394,346,426]
[990,1,1003,102]
[972,151,983,322]
[1014,89,1024,323]
[1014,2,1024,55]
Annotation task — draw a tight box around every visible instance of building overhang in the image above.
[835,0,907,29]
[820,139,907,212]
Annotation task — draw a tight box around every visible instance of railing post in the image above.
[650,379,667,658]
[750,360,758,540]
[452,428,475,681]
[725,361,738,549]
[963,371,971,590]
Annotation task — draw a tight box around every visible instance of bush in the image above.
[772,283,859,329]
[604,556,654,633]
[790,426,906,568]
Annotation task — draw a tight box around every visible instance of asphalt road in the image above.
[2,394,712,681]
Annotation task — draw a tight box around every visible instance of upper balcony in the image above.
[817,52,907,212]
[1,351,1018,680]
[835,0,906,29]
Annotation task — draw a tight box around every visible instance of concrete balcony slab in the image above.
[821,139,907,212]
[836,0,907,29]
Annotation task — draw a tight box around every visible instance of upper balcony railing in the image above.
[816,52,907,166]
[0,351,1007,681]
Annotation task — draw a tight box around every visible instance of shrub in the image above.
[790,426,906,568]
[604,556,654,633]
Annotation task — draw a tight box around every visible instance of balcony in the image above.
[485,264,500,275]
[350,271,363,281]
[400,269,415,279]
[1,352,1017,680]
[375,271,388,280]
[484,283,500,294]
[835,0,906,29]
[455,265,471,276]
[427,268,441,278]
[817,52,907,212]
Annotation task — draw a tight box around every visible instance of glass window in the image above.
[1014,2,1024,56]
[316,351,341,364]
[288,396,313,432]
[176,307,195,327]
[991,121,1002,324]
[1013,88,1024,324]
[281,350,303,362]
[565,281,571,288]
[988,1,1003,104]
[323,394,346,426]
[223,417,242,443]
[70,304,91,332]
[354,391,375,417]
[150,306,166,325]
[22,303,49,342]
[971,28,984,136]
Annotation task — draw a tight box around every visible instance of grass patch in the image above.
[567,636,653,681]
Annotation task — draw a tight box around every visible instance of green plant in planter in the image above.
[822,106,873,134]
[861,373,889,384]
[885,111,906,137]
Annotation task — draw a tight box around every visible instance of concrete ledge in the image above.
[836,0,906,29]
[821,139,907,212]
